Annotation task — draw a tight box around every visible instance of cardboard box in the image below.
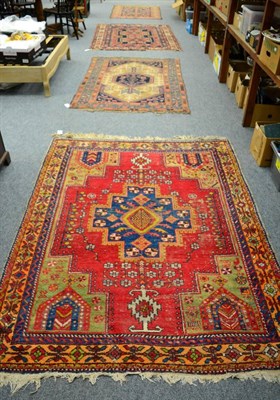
[250,122,280,167]
[226,61,251,92]
[259,37,280,75]
[243,86,249,109]
[233,12,243,30]
[215,0,230,16]
[172,0,183,9]
[208,34,224,62]
[235,73,250,108]
[250,104,280,127]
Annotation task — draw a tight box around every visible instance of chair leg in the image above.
[59,16,64,34]
[70,16,79,39]
[78,10,86,30]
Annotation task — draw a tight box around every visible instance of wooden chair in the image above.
[44,0,80,39]
[13,0,36,17]
[0,0,21,19]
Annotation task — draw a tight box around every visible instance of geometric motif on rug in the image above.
[90,24,181,51]
[70,57,190,113]
[0,136,279,379]
[110,5,162,19]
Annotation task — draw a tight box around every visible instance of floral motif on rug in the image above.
[90,24,181,51]
[0,136,279,380]
[110,5,162,19]
[70,58,189,113]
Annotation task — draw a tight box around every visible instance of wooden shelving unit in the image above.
[192,0,280,126]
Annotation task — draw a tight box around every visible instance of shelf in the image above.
[192,0,280,127]
[228,25,256,59]
[211,6,227,26]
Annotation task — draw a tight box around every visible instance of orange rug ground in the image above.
[0,136,279,388]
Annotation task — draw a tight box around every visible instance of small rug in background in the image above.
[110,5,162,19]
[0,136,279,388]
[90,24,181,51]
[70,57,189,113]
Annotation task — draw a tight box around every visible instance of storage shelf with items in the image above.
[192,0,280,126]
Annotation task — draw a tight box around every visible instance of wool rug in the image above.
[70,57,189,113]
[0,135,279,388]
[90,24,181,51]
[110,5,162,19]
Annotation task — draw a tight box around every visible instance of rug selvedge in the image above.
[0,137,279,382]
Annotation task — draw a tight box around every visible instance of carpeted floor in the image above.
[0,0,279,398]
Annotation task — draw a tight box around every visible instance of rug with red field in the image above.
[0,136,279,387]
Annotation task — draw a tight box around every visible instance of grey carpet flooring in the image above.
[0,0,279,398]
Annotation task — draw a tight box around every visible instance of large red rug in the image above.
[0,136,279,387]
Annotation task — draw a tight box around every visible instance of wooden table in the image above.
[0,35,70,96]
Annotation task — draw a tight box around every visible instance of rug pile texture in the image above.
[70,58,189,113]
[90,24,181,51]
[110,5,162,19]
[0,136,279,388]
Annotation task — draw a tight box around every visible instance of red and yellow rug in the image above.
[0,135,279,387]
[70,58,189,113]
[110,5,162,19]
[90,24,181,51]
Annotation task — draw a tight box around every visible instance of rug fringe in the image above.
[1,370,279,394]
[51,132,228,142]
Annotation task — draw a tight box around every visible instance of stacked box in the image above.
[215,0,230,16]
[208,33,224,61]
[259,37,280,75]
[235,74,250,108]
[226,61,251,92]
[250,122,280,167]
[250,105,280,127]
